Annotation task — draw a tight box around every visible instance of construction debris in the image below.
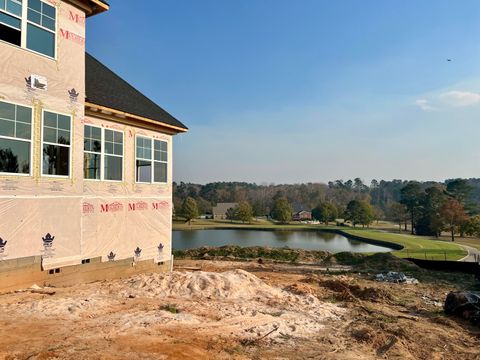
[375,271,419,284]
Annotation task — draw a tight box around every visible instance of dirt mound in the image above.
[283,283,317,296]
[320,278,392,302]
[329,252,420,272]
[173,245,330,263]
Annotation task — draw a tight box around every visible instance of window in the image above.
[84,125,123,181]
[84,125,101,180]
[42,110,71,176]
[0,100,32,174]
[0,0,22,46]
[135,136,167,183]
[26,0,55,57]
[0,0,56,58]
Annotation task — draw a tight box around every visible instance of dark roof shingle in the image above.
[85,53,187,131]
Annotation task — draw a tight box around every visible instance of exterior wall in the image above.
[80,115,173,267]
[0,255,172,293]
[0,1,173,271]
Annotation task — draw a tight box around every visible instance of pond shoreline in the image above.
[172,222,467,260]
[173,226,401,252]
[173,227,398,253]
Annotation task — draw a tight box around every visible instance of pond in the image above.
[172,229,394,253]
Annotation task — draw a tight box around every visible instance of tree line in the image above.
[174,178,480,239]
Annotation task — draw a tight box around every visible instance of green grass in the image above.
[173,219,468,261]
[339,229,467,261]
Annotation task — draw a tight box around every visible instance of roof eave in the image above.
[85,101,188,135]
[66,0,109,17]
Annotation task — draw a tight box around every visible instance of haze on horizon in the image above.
[87,1,480,185]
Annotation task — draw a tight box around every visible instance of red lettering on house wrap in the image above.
[82,202,94,214]
[60,29,85,46]
[128,201,148,211]
[152,201,169,210]
[100,201,123,213]
[69,11,86,26]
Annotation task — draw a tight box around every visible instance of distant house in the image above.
[213,203,238,220]
[292,210,312,221]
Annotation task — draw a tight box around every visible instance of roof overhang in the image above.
[85,102,189,135]
[66,0,109,17]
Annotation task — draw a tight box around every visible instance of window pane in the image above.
[15,122,31,139]
[0,11,20,29]
[136,147,143,159]
[114,131,122,143]
[27,23,54,57]
[84,138,91,152]
[84,152,100,180]
[0,101,15,120]
[143,138,151,151]
[0,0,5,11]
[160,141,167,152]
[57,129,69,145]
[29,0,41,12]
[43,144,69,176]
[0,23,20,46]
[6,0,21,16]
[160,151,167,162]
[113,143,122,156]
[27,8,40,24]
[154,162,167,183]
[92,139,101,152]
[105,129,113,142]
[16,106,32,124]
[0,138,30,174]
[104,141,113,154]
[154,140,161,151]
[144,148,151,160]
[91,126,101,140]
[57,115,70,130]
[84,125,101,152]
[0,119,14,137]
[44,111,56,127]
[41,15,54,30]
[136,160,151,182]
[43,2,55,19]
[43,127,56,143]
[105,155,122,181]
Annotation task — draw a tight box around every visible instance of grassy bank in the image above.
[173,219,468,261]
[338,229,466,261]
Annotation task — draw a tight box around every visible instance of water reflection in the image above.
[173,229,393,253]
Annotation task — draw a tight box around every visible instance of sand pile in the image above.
[122,269,317,305]
[0,270,345,343]
[114,269,344,341]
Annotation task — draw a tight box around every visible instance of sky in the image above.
[87,0,480,185]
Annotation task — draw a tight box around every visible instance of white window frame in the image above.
[83,124,124,182]
[0,99,33,177]
[41,109,72,178]
[0,0,57,60]
[135,135,168,184]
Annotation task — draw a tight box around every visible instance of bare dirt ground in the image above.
[0,258,479,360]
